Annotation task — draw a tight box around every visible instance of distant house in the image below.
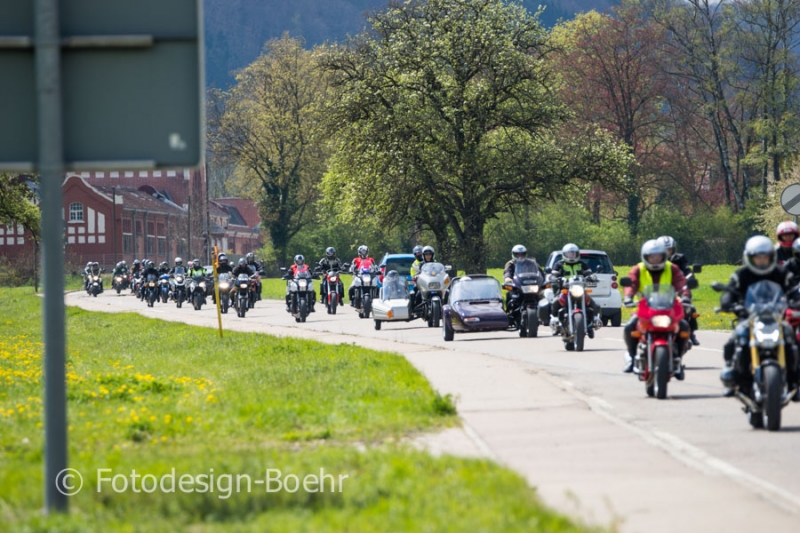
[209,198,262,256]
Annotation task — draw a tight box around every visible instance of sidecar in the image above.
[373,270,413,330]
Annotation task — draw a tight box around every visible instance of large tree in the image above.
[319,0,631,272]
[0,175,39,243]
[207,35,330,266]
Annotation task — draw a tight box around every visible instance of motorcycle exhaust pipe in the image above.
[735,391,761,413]
[782,388,798,407]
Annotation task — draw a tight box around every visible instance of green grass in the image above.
[0,288,589,532]
[488,264,738,330]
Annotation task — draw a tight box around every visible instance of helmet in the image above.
[358,245,368,258]
[192,259,200,268]
[92,261,99,268]
[175,257,183,266]
[116,261,122,268]
[121,260,127,267]
[246,252,255,263]
[326,246,336,258]
[658,236,676,254]
[294,254,305,265]
[640,239,667,271]
[147,260,155,269]
[218,254,228,265]
[238,258,247,266]
[744,235,777,275]
[792,238,800,261]
[86,261,92,268]
[511,244,527,261]
[133,259,140,266]
[562,243,580,264]
[776,221,799,247]
[422,246,435,261]
[160,261,169,269]
[413,245,423,260]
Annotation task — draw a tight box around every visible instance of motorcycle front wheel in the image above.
[654,345,669,399]
[574,312,585,352]
[431,299,441,328]
[764,364,782,431]
[362,293,372,319]
[526,308,539,338]
[299,298,308,322]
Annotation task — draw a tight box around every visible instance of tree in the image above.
[0,174,39,243]
[319,0,631,272]
[207,34,330,266]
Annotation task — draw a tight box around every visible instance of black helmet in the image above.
[218,253,228,265]
[238,258,247,266]
[133,259,140,266]
[147,260,155,269]
[326,246,336,258]
[413,245,423,260]
[294,254,305,265]
[246,252,255,263]
[160,261,169,269]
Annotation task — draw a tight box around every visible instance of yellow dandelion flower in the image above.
[185,416,193,423]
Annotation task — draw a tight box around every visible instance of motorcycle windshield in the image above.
[174,266,186,275]
[642,284,677,311]
[745,280,787,317]
[146,274,158,282]
[218,273,231,282]
[237,274,250,282]
[296,271,312,280]
[382,276,408,300]
[450,277,502,302]
[514,259,542,283]
[420,262,445,277]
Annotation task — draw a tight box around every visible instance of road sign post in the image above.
[780,184,800,218]
[1,0,204,513]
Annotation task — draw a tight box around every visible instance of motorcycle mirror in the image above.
[279,267,287,272]
[711,281,726,292]
[445,265,452,272]
[687,277,699,289]
[692,264,703,273]
[619,277,632,288]
[545,267,552,274]
[502,284,513,291]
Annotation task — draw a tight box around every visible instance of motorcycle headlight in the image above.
[362,275,371,284]
[239,283,248,289]
[569,285,585,298]
[298,280,308,288]
[429,282,441,290]
[199,282,206,289]
[330,276,337,283]
[220,282,229,290]
[176,276,184,282]
[651,315,673,328]
[115,276,122,282]
[754,321,780,347]
[522,285,539,294]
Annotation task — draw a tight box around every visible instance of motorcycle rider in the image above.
[283,254,317,312]
[503,244,543,307]
[112,261,128,278]
[140,260,159,300]
[410,246,436,308]
[412,245,424,264]
[775,221,799,265]
[658,236,700,346]
[168,257,185,274]
[318,247,345,303]
[349,245,374,305]
[622,239,692,373]
[158,261,170,275]
[718,235,800,400]
[216,253,233,275]
[131,259,141,277]
[550,243,602,338]
[186,258,207,305]
[246,252,263,300]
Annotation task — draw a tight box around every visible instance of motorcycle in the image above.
[713,280,798,430]
[188,275,208,311]
[87,273,104,297]
[247,273,262,309]
[112,273,130,294]
[171,266,188,308]
[158,273,171,303]
[318,264,347,315]
[131,272,142,296]
[621,279,692,399]
[548,274,599,351]
[503,258,545,338]
[144,273,159,307]
[351,260,379,319]
[414,262,451,328]
[233,274,252,318]
[217,273,232,314]
[282,265,317,322]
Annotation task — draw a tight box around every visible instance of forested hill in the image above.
[204,0,617,89]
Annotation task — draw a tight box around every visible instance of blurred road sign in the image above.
[781,184,800,216]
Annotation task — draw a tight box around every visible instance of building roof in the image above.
[213,197,260,228]
[93,186,186,215]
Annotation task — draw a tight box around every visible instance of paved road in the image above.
[66,291,800,532]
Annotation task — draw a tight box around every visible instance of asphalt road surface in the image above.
[66,290,800,532]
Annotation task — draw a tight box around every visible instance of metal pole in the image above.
[35,0,68,513]
[205,162,210,266]
[112,186,117,264]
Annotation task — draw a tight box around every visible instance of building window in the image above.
[146,221,155,254]
[69,202,84,222]
[158,236,166,256]
[123,234,132,254]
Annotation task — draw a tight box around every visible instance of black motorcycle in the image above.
[503,258,545,338]
[189,275,208,311]
[112,273,130,294]
[233,274,251,318]
[144,273,159,307]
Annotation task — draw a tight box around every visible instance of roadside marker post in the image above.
[213,246,223,338]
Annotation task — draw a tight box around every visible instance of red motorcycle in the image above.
[621,279,693,399]
[317,264,347,315]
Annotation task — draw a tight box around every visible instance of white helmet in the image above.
[357,245,368,258]
[658,236,676,253]
[562,243,580,264]
[511,244,527,261]
[743,235,776,275]
[641,239,667,271]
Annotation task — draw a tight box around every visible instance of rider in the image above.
[140,260,159,300]
[168,257,185,274]
[158,261,170,275]
[112,261,128,278]
[658,235,700,346]
[186,258,207,304]
[412,245,424,264]
[318,247,345,303]
[232,257,254,277]
[503,244,530,282]
[550,243,602,337]
[283,254,317,312]
[718,235,799,400]
[349,245,374,305]
[622,239,692,374]
[246,252,263,300]
[775,221,799,265]
[216,253,233,275]
[410,246,436,307]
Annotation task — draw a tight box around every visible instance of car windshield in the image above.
[515,258,541,281]
[421,262,445,276]
[382,272,408,300]
[642,284,677,310]
[384,257,415,277]
[450,277,502,302]
[745,280,787,316]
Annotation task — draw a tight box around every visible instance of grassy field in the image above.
[0,287,589,532]
[487,264,738,331]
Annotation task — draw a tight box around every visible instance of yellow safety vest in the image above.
[638,261,672,291]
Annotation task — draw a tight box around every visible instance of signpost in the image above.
[0,0,203,512]
[780,184,800,219]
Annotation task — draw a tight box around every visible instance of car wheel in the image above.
[611,309,622,327]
